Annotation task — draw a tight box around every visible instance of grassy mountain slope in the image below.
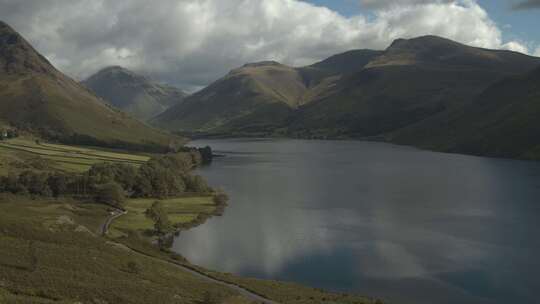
[391,66,540,160]
[154,35,540,144]
[0,21,177,150]
[153,51,382,134]
[286,36,540,138]
[83,66,187,121]
[153,61,308,133]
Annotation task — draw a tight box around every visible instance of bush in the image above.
[133,153,200,198]
[47,173,70,197]
[198,146,213,164]
[213,192,229,205]
[88,163,137,191]
[146,201,173,235]
[94,182,125,208]
[185,175,210,193]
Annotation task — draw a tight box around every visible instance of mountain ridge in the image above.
[83,66,187,121]
[154,34,540,147]
[0,21,179,151]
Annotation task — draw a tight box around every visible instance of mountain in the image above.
[83,66,187,121]
[0,21,177,150]
[153,36,540,141]
[152,51,382,134]
[153,61,308,133]
[286,36,540,138]
[391,66,540,160]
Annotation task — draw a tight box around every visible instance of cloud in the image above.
[501,41,530,54]
[535,47,540,57]
[359,0,452,9]
[512,0,540,10]
[0,0,530,90]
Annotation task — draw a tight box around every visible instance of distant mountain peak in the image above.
[92,65,144,80]
[0,21,175,148]
[83,66,187,121]
[242,60,283,68]
[387,35,463,52]
[99,65,129,73]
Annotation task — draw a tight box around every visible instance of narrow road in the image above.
[100,210,279,304]
[100,209,127,236]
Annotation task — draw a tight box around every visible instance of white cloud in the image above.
[501,41,529,54]
[359,0,452,9]
[0,0,529,89]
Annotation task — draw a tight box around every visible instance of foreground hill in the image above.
[83,66,187,121]
[0,21,177,151]
[153,36,540,144]
[391,66,540,160]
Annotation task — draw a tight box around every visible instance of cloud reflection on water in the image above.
[174,139,540,304]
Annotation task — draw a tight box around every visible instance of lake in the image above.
[173,138,540,304]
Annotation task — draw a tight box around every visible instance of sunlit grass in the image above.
[0,137,150,173]
[110,197,216,236]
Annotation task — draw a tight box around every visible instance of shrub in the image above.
[94,182,125,208]
[88,163,137,191]
[185,175,210,193]
[146,201,173,235]
[213,192,229,205]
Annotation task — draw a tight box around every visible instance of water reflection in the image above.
[174,139,540,304]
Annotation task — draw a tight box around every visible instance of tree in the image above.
[146,201,172,234]
[198,146,213,164]
[88,163,137,191]
[213,192,229,205]
[95,182,125,207]
[185,175,210,193]
[48,173,69,197]
[6,129,18,139]
[27,172,51,196]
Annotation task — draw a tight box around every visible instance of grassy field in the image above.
[109,196,217,238]
[0,195,245,304]
[0,137,150,174]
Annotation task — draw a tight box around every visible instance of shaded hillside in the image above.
[287,36,540,138]
[83,66,187,121]
[153,61,309,133]
[153,51,382,134]
[0,21,178,150]
[391,66,540,160]
[154,35,540,141]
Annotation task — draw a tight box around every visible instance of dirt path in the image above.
[101,210,279,304]
[100,209,127,236]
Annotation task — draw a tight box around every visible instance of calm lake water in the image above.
[173,138,540,304]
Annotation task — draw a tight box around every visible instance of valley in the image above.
[1,1,540,301]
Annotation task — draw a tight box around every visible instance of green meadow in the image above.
[109,196,217,238]
[0,137,150,174]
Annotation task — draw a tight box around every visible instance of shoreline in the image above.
[188,134,540,163]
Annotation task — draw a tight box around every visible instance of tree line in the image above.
[0,152,212,208]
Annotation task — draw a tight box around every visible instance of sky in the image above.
[0,0,538,91]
